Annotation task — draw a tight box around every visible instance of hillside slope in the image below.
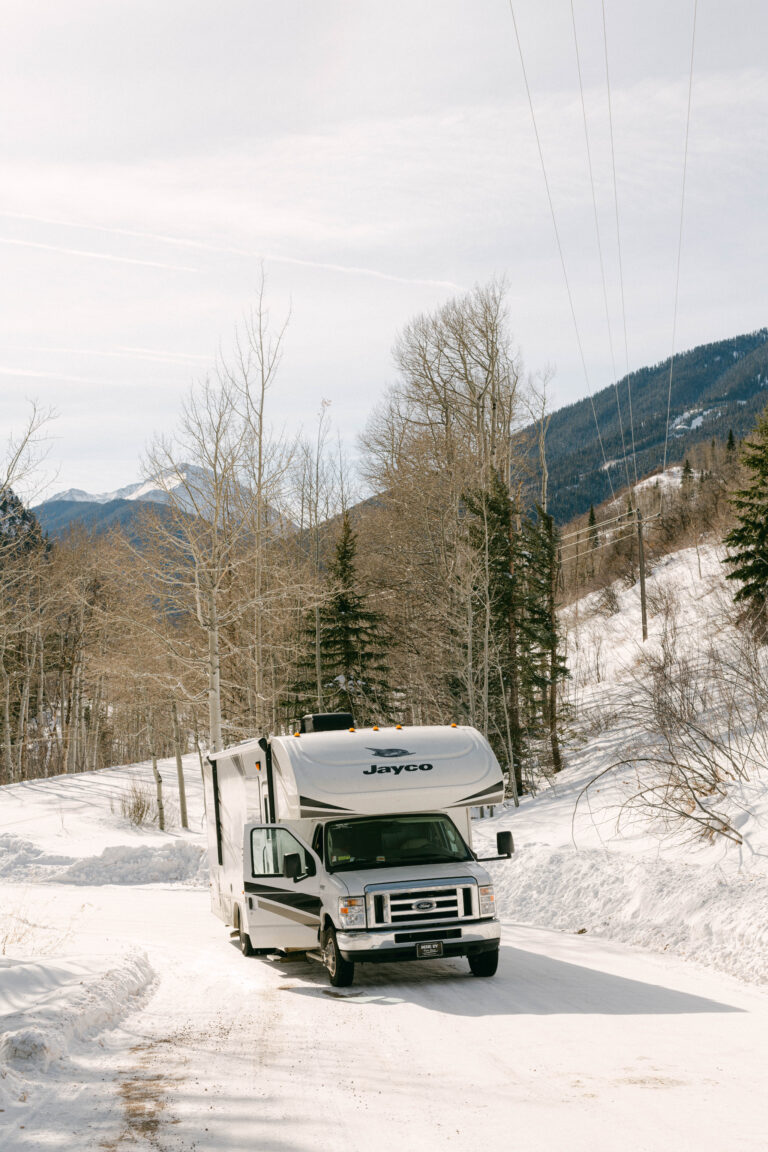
[538,328,768,521]
[478,542,768,985]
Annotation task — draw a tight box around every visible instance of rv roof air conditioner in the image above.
[299,712,355,733]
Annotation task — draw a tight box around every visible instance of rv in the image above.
[202,713,513,987]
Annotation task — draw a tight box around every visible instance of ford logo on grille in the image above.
[414,900,436,912]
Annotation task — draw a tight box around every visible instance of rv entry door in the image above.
[243,824,323,936]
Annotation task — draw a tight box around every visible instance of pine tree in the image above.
[724,406,768,621]
[0,489,45,561]
[726,428,736,454]
[463,476,568,790]
[289,513,392,726]
[463,471,522,786]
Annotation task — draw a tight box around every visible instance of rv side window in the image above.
[250,827,310,877]
[311,825,324,862]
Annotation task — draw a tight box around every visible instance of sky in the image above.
[1,0,766,499]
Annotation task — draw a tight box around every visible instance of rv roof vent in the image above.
[299,712,355,733]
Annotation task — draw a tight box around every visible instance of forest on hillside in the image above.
[537,328,768,522]
[0,283,759,805]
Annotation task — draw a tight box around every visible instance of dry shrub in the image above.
[118,779,155,827]
[577,609,768,845]
[597,583,620,617]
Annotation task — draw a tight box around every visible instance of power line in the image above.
[601,0,639,492]
[507,0,616,503]
[570,0,634,499]
[662,0,698,483]
[559,507,635,541]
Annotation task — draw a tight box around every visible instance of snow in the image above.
[2,545,768,1149]
[41,463,239,513]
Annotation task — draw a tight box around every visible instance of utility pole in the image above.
[637,508,648,642]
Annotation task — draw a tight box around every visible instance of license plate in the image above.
[416,941,443,959]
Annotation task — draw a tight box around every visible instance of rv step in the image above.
[306,950,325,964]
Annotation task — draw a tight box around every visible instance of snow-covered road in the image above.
[3,881,766,1152]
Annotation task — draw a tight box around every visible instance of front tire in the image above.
[468,948,499,977]
[323,926,355,987]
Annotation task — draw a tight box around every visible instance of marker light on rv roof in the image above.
[349,727,355,732]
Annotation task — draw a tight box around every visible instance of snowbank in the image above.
[0,951,155,1115]
[488,845,768,986]
[55,841,207,886]
[0,832,206,886]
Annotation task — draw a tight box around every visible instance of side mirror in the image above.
[496,831,514,858]
[284,852,303,880]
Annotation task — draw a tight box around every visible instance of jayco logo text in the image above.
[363,763,434,775]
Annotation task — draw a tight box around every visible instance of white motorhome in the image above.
[203,713,513,986]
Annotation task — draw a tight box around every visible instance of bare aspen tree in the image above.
[223,272,294,729]
[360,281,527,779]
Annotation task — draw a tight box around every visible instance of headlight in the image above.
[478,885,496,917]
[338,896,366,930]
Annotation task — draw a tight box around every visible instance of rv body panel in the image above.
[270,725,503,821]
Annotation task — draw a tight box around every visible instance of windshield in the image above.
[325,814,473,873]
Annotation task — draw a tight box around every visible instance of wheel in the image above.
[323,925,355,987]
[238,909,254,957]
[468,948,499,977]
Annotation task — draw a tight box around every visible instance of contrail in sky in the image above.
[0,210,460,290]
[0,366,113,385]
[0,344,210,366]
[0,235,197,273]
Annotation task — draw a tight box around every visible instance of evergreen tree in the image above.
[289,513,392,726]
[463,474,568,790]
[724,406,768,621]
[0,489,45,562]
[726,428,736,454]
[463,471,522,785]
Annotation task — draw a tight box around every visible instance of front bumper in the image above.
[337,917,500,964]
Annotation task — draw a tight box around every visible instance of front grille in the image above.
[394,928,462,944]
[366,880,476,928]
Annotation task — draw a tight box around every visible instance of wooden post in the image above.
[637,509,648,642]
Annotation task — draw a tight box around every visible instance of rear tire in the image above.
[323,926,355,987]
[238,909,254,957]
[468,948,499,977]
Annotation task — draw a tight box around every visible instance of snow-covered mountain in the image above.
[35,464,291,539]
[43,463,212,509]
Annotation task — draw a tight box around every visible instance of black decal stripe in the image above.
[452,781,505,805]
[256,899,320,926]
[299,795,352,812]
[301,808,349,818]
[244,881,322,916]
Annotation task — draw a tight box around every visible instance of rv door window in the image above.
[250,827,311,878]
